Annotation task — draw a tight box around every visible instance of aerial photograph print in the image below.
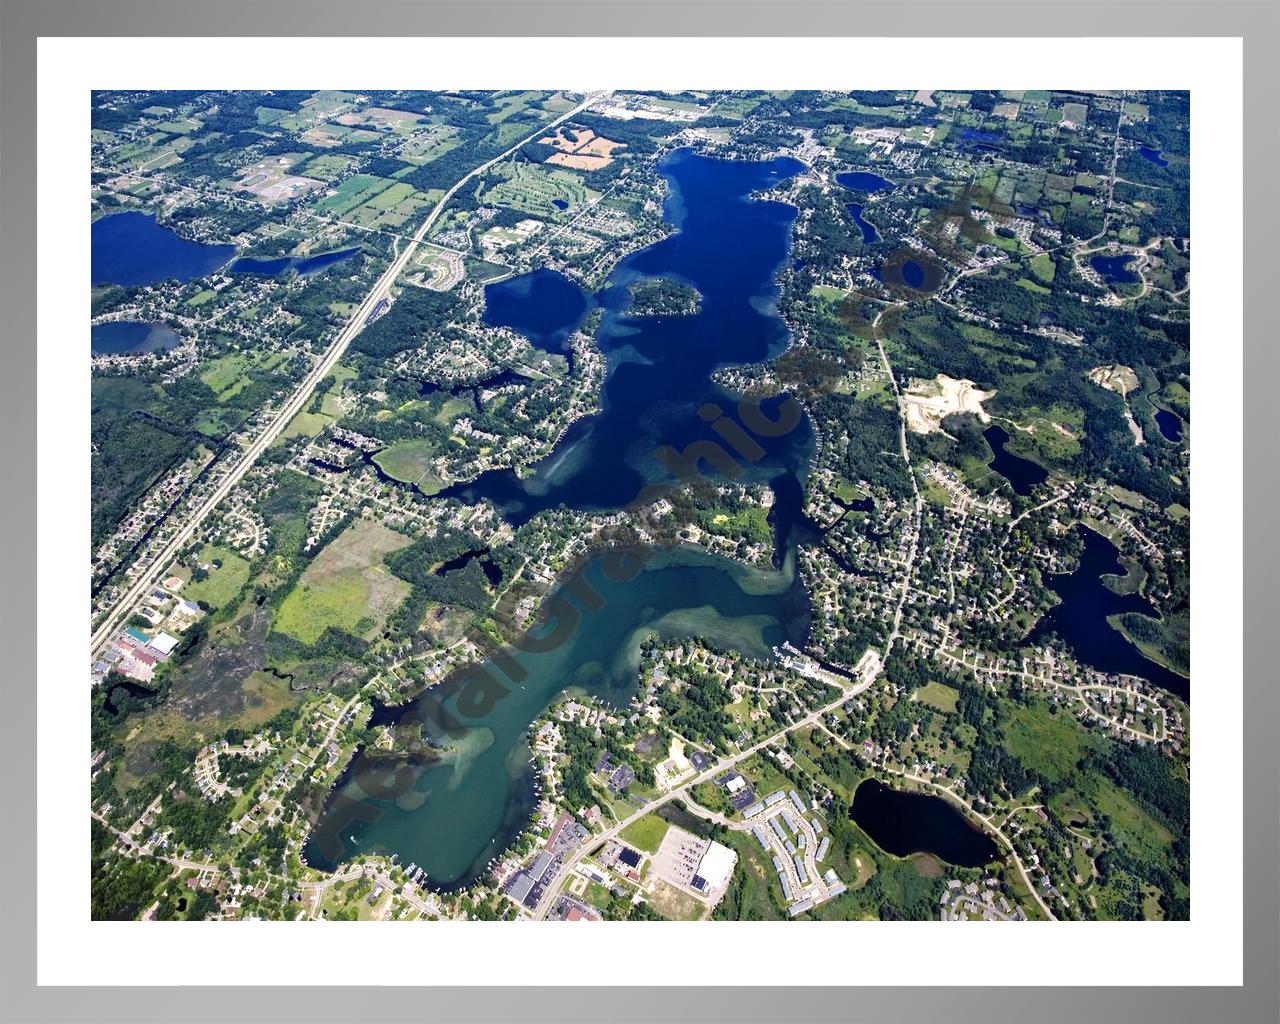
[89,87,1191,924]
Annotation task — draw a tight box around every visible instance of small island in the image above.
[626,275,702,316]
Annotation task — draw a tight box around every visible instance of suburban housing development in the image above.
[89,88,1190,923]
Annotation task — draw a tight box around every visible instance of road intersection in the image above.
[90,92,610,659]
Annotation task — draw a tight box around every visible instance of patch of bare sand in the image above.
[1087,364,1140,396]
[902,374,996,435]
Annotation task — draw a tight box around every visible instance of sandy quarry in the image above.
[1087,365,1145,444]
[902,374,997,434]
[1087,364,1140,396]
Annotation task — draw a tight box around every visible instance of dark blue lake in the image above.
[901,259,926,289]
[92,211,235,287]
[1154,408,1183,443]
[983,424,1048,495]
[836,170,895,193]
[91,321,181,357]
[551,198,569,211]
[850,779,1000,867]
[482,267,594,356]
[958,127,1004,151]
[1137,146,1169,167]
[228,246,362,277]
[1090,254,1140,285]
[846,203,880,243]
[1016,204,1055,228]
[442,149,813,530]
[310,149,822,888]
[1030,526,1189,701]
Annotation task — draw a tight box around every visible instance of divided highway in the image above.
[90,93,610,658]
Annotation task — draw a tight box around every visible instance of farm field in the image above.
[312,174,397,216]
[312,174,439,228]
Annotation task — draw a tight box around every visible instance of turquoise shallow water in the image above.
[306,150,821,887]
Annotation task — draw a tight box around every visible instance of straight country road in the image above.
[530,671,877,920]
[90,92,610,659]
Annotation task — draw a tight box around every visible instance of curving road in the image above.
[90,92,610,659]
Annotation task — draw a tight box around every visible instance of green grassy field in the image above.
[183,545,251,609]
[1003,700,1107,784]
[199,351,287,403]
[371,439,444,494]
[487,90,543,124]
[706,506,771,546]
[714,830,787,920]
[619,813,671,854]
[274,364,355,443]
[482,162,596,215]
[810,284,848,303]
[273,519,412,645]
[312,174,396,216]
[1028,252,1056,283]
[914,680,960,714]
[830,477,868,504]
[298,153,354,181]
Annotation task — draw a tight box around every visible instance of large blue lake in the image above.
[92,211,235,287]
[1031,526,1188,701]
[1090,254,1140,286]
[851,779,999,867]
[441,150,813,530]
[836,170,895,193]
[307,150,820,887]
[91,321,181,357]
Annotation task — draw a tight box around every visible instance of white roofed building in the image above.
[694,841,737,894]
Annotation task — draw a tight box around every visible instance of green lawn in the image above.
[275,409,332,442]
[831,477,868,504]
[915,680,959,714]
[372,439,444,494]
[199,354,249,397]
[1028,252,1056,283]
[619,813,670,854]
[810,284,848,303]
[183,545,250,609]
